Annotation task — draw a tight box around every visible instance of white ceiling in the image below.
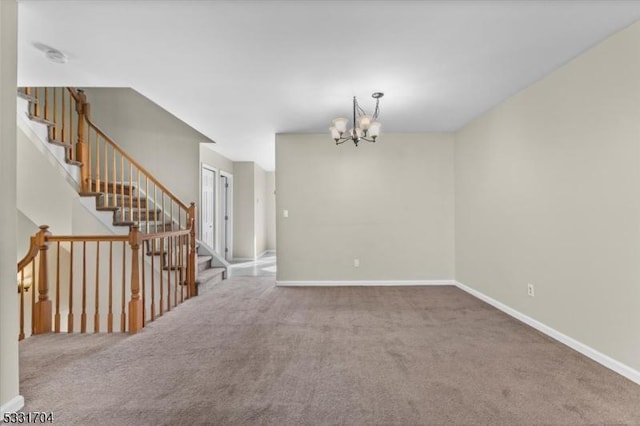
[17,1,640,171]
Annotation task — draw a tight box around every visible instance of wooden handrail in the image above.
[83,115,189,211]
[17,235,39,272]
[48,235,129,242]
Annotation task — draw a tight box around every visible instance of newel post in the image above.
[75,89,91,193]
[128,225,144,334]
[188,202,197,298]
[34,225,52,334]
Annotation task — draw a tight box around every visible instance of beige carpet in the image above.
[20,277,640,425]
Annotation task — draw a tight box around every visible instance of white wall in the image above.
[0,0,20,412]
[275,133,455,282]
[265,171,276,251]
[83,88,211,207]
[456,22,640,371]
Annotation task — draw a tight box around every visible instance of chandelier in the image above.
[330,92,384,146]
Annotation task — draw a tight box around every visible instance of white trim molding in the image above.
[0,395,24,415]
[276,280,455,287]
[455,281,640,386]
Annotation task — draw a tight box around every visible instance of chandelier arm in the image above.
[360,136,376,143]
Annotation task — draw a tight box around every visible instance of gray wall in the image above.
[233,162,255,259]
[265,172,276,251]
[0,0,19,411]
[455,22,640,371]
[254,164,268,256]
[276,133,455,282]
[83,88,211,207]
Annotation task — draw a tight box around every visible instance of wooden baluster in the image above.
[44,87,49,121]
[137,169,141,229]
[173,236,178,307]
[81,241,87,333]
[31,261,35,335]
[167,236,172,311]
[145,176,149,234]
[76,90,89,192]
[120,241,126,333]
[150,239,156,321]
[89,130,94,189]
[129,163,133,222]
[61,89,66,143]
[19,269,25,340]
[141,238,146,327]
[188,203,197,298]
[94,241,100,333]
[95,134,100,193]
[128,225,143,334]
[112,148,116,208]
[179,235,184,304]
[70,90,74,155]
[108,241,113,333]
[159,238,164,316]
[54,241,61,333]
[120,156,125,213]
[103,140,108,196]
[34,225,52,334]
[162,193,166,232]
[52,88,57,141]
[68,242,74,333]
[34,87,40,117]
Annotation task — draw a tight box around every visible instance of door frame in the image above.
[219,171,233,261]
[199,163,218,251]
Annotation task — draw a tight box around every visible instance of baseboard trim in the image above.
[276,280,455,287]
[454,280,640,385]
[0,395,25,415]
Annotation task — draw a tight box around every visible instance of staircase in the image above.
[16,86,226,339]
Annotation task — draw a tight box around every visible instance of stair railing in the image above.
[16,224,195,340]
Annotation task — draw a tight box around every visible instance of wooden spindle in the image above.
[173,236,178,308]
[68,242,74,333]
[34,87,40,117]
[179,235,184,304]
[137,169,141,229]
[61,88,66,143]
[44,87,49,121]
[19,269,25,340]
[34,225,51,334]
[129,163,133,222]
[128,225,143,334]
[145,176,149,234]
[81,241,87,333]
[95,134,101,193]
[108,241,113,333]
[167,236,172,311]
[55,241,61,333]
[112,148,116,208]
[141,238,146,326]
[159,238,164,316]
[31,260,35,335]
[94,241,100,333]
[120,241,126,333]
[103,140,108,196]
[188,203,197,298]
[52,88,57,141]
[120,156,125,213]
[150,239,156,321]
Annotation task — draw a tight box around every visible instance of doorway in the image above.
[220,172,233,261]
[201,165,216,249]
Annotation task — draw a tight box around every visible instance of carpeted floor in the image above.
[19,277,640,425]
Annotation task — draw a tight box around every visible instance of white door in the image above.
[201,166,215,249]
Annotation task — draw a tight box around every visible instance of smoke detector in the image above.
[33,42,68,64]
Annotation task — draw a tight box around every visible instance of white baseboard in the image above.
[276,280,455,287]
[0,395,24,415]
[454,281,640,386]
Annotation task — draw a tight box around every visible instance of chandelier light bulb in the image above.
[368,122,381,138]
[330,126,341,140]
[332,118,348,134]
[358,115,371,130]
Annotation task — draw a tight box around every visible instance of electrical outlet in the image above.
[354,259,360,267]
[527,283,535,297]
